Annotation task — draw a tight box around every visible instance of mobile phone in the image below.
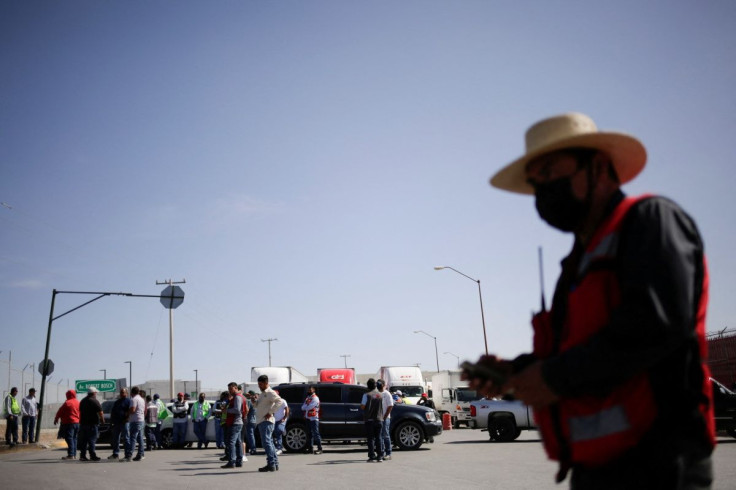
[461,361,508,386]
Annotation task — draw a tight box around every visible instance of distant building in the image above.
[708,328,736,388]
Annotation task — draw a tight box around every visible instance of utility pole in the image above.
[261,338,278,367]
[156,278,186,400]
[340,354,351,368]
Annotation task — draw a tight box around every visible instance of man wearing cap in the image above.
[170,391,189,448]
[77,387,104,461]
[465,113,714,488]
[255,375,285,472]
[20,387,38,444]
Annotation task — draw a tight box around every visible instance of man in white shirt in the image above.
[377,380,394,460]
[21,388,38,444]
[255,375,286,472]
[124,386,146,462]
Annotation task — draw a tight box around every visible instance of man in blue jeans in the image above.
[377,380,394,460]
[170,392,189,448]
[255,375,286,472]
[301,385,321,454]
[123,386,146,462]
[244,391,258,454]
[221,382,247,468]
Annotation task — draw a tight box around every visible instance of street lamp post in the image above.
[340,354,351,368]
[414,330,440,372]
[434,266,489,355]
[100,369,107,379]
[124,361,132,388]
[444,351,461,368]
[194,369,198,394]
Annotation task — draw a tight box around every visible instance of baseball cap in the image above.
[87,387,98,394]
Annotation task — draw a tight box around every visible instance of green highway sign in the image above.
[75,379,116,393]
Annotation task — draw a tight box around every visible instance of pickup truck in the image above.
[469,396,536,442]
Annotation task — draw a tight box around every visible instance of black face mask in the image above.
[533,176,588,232]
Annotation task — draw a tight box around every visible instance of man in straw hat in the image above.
[464,113,715,488]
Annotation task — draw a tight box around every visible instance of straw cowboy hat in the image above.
[490,112,647,195]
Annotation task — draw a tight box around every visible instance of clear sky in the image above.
[2,1,735,399]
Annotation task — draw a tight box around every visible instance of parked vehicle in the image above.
[431,370,482,428]
[159,401,220,448]
[376,366,426,404]
[251,366,308,385]
[712,377,736,438]
[318,367,356,384]
[469,395,537,441]
[275,382,442,452]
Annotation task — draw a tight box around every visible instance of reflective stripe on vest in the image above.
[568,404,630,443]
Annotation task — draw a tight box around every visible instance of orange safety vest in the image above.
[532,195,715,468]
[304,395,320,419]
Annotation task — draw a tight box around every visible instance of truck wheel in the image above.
[394,421,424,450]
[284,423,308,453]
[489,416,518,442]
[161,429,173,449]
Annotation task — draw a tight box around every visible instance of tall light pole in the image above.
[414,330,440,372]
[124,361,132,388]
[157,278,186,402]
[193,369,198,394]
[21,363,30,395]
[100,369,107,379]
[340,354,351,368]
[444,351,461,368]
[261,338,278,367]
[434,266,489,355]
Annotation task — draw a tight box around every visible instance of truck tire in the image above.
[394,421,424,450]
[284,423,308,453]
[488,415,518,442]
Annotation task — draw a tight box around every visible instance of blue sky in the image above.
[2,1,735,398]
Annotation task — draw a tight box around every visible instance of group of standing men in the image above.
[3,386,38,447]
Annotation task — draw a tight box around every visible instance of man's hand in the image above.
[462,355,513,399]
[505,361,558,408]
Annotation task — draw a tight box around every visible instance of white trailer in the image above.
[431,370,482,427]
[250,366,308,385]
[376,366,426,404]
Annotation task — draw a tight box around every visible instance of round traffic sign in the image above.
[38,359,55,376]
[160,285,185,309]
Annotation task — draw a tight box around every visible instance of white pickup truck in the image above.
[469,397,537,441]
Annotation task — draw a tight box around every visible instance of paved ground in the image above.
[2,428,735,489]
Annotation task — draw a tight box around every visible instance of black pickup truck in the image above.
[274,382,442,452]
[712,378,736,438]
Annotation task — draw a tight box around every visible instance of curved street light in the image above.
[434,266,489,355]
[413,330,440,372]
[444,351,461,368]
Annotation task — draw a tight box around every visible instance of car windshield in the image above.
[456,388,482,402]
[391,386,424,397]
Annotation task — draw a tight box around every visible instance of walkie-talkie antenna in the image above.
[538,246,547,312]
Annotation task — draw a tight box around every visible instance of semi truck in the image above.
[431,370,482,428]
[376,366,426,404]
[250,366,308,385]
[317,368,356,384]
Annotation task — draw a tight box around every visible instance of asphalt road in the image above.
[2,429,735,489]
